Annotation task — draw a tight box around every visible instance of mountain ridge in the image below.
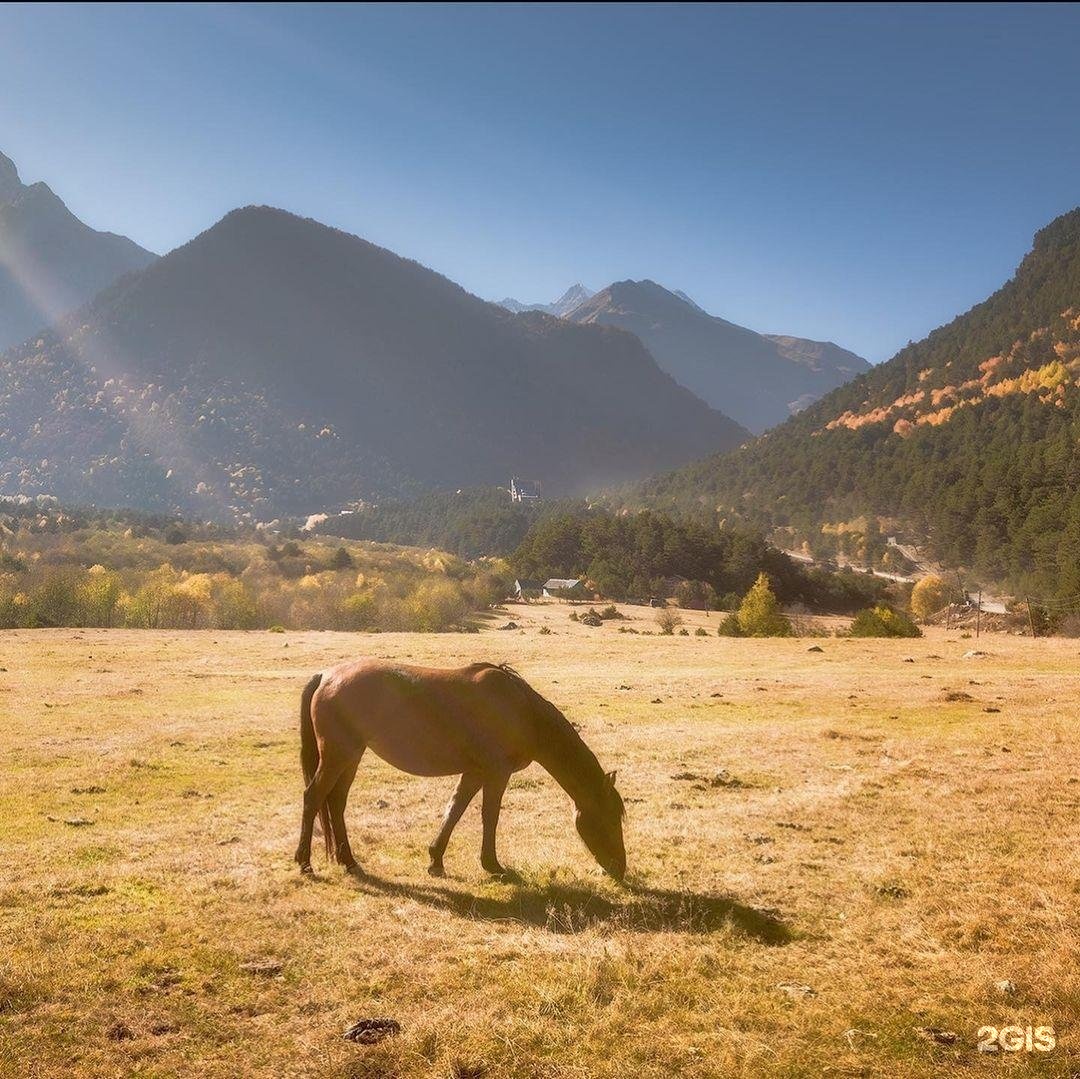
[0,205,747,518]
[0,150,157,352]
[565,279,871,431]
[497,282,594,316]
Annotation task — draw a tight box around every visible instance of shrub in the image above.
[599,604,623,620]
[849,605,922,638]
[655,608,683,635]
[736,573,793,637]
[717,613,744,637]
[695,627,709,636]
[910,575,958,622]
[340,591,379,630]
[406,579,470,632]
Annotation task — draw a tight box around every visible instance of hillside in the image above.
[637,208,1080,600]
[0,207,746,519]
[565,280,870,431]
[0,151,156,351]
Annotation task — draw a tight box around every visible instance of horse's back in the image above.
[311,659,537,776]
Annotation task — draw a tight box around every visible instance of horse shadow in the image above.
[340,869,791,944]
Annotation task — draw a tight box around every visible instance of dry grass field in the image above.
[1,601,1077,1078]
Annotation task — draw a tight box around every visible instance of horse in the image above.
[293,659,626,880]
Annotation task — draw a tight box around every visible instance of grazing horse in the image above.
[294,660,626,880]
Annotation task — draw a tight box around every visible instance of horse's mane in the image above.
[495,663,566,722]
[495,664,624,819]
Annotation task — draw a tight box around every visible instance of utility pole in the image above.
[1026,596,1037,638]
[975,589,982,639]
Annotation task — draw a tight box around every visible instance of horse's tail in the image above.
[299,673,333,859]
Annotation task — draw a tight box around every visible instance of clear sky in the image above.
[2,2,1079,362]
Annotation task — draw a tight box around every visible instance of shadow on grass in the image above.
[340,870,790,943]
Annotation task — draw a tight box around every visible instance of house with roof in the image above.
[542,577,585,599]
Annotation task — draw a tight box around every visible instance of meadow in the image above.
[1,601,1076,1077]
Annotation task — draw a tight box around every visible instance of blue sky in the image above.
[2,2,1079,362]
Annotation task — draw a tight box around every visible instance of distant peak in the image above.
[556,282,592,300]
[497,283,595,317]
[604,279,701,310]
[0,150,24,204]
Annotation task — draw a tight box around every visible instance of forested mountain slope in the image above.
[636,208,1080,600]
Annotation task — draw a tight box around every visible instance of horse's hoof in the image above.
[298,862,314,876]
[343,862,365,878]
[427,862,445,878]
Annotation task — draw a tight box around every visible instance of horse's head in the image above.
[575,770,626,881]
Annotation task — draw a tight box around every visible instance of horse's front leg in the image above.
[428,772,482,876]
[480,773,510,875]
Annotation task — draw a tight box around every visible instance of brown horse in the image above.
[294,659,626,880]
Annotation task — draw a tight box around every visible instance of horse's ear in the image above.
[606,770,617,787]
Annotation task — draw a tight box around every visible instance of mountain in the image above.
[565,280,870,432]
[0,207,747,519]
[0,151,156,352]
[636,208,1080,601]
[497,283,595,317]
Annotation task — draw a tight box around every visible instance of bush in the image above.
[849,605,922,638]
[717,613,744,637]
[694,627,709,636]
[736,573,793,637]
[406,579,470,632]
[910,575,958,622]
[599,604,623,620]
[655,608,684,635]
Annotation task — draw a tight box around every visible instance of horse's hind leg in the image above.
[428,772,482,876]
[326,754,363,872]
[295,758,348,873]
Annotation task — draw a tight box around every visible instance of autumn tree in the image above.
[736,573,793,637]
[910,575,957,622]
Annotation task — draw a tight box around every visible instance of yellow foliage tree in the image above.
[910,575,955,622]
[737,573,793,637]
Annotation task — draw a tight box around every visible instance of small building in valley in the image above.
[542,578,585,599]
